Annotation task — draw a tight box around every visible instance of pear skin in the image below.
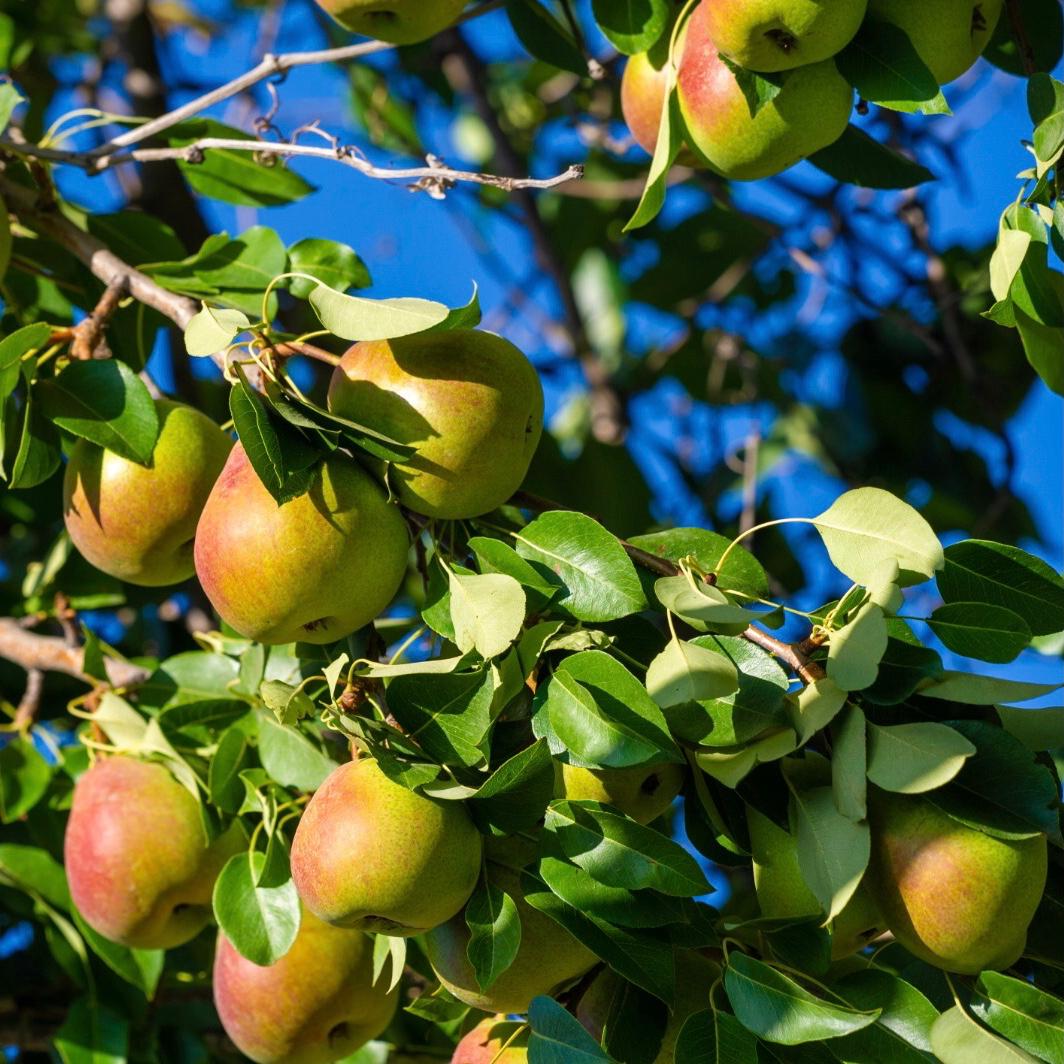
[194,444,408,645]
[677,0,852,180]
[314,0,468,43]
[557,761,685,825]
[327,329,543,519]
[213,908,398,1064]
[63,399,231,587]
[291,757,482,935]
[453,1017,529,1063]
[424,861,597,1013]
[868,790,1046,974]
[868,0,1004,83]
[64,757,241,949]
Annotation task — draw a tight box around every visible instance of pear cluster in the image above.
[621,0,1004,180]
[62,328,543,646]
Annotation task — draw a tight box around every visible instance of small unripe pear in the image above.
[291,757,482,935]
[213,908,398,1064]
[64,757,241,949]
[557,761,684,825]
[313,0,468,44]
[677,0,852,180]
[868,0,1004,83]
[747,805,884,958]
[424,861,597,1013]
[327,329,543,519]
[706,0,868,73]
[194,444,408,645]
[453,1017,529,1063]
[868,790,1046,973]
[63,399,231,586]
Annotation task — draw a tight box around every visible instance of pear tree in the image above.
[0,2,1062,1064]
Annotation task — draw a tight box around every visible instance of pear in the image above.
[868,790,1047,973]
[577,951,717,1062]
[706,0,868,73]
[868,0,1004,83]
[677,0,852,181]
[622,51,672,156]
[313,0,468,43]
[557,761,685,825]
[194,444,408,645]
[290,757,482,935]
[424,861,598,1013]
[64,756,241,949]
[327,329,543,519]
[213,907,398,1064]
[747,805,884,958]
[453,1017,529,1063]
[63,399,231,587]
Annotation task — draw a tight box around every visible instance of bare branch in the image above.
[0,618,150,688]
[13,669,44,731]
[70,276,128,360]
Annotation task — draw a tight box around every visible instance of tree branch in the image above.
[1005,0,1038,77]
[0,619,150,688]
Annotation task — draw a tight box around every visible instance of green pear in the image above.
[64,756,241,949]
[290,757,482,935]
[867,0,1004,83]
[213,907,398,1064]
[705,0,868,72]
[622,51,672,156]
[327,329,543,519]
[313,0,467,43]
[194,444,408,645]
[747,805,884,958]
[453,1017,529,1063]
[63,399,231,587]
[677,0,852,180]
[867,790,1047,974]
[557,761,685,825]
[576,950,717,1062]
[424,861,597,1013]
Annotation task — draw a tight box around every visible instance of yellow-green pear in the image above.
[868,0,1004,83]
[424,861,598,1013]
[677,0,852,180]
[556,761,685,824]
[194,444,408,645]
[213,907,398,1064]
[327,329,543,519]
[64,756,241,949]
[705,0,868,72]
[867,790,1046,974]
[452,1017,529,1063]
[747,805,884,958]
[622,51,672,156]
[63,399,231,586]
[577,951,718,1062]
[313,0,467,43]
[290,757,482,935]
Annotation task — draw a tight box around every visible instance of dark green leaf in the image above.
[528,995,612,1062]
[972,971,1064,1064]
[465,878,522,991]
[506,0,586,75]
[591,0,669,55]
[212,848,300,966]
[809,125,935,188]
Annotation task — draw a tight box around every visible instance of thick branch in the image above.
[0,619,150,688]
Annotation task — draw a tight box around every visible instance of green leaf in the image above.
[1030,74,1064,164]
[866,722,976,794]
[515,511,648,622]
[930,1006,1041,1064]
[465,879,522,992]
[918,671,1062,705]
[1015,305,1064,394]
[184,304,251,357]
[8,381,61,489]
[790,786,869,921]
[828,602,888,692]
[0,738,52,823]
[286,237,371,298]
[592,0,669,54]
[724,952,879,1044]
[695,728,798,789]
[831,705,867,822]
[468,739,556,834]
[809,125,935,188]
[37,360,159,465]
[255,712,335,792]
[212,847,300,966]
[628,528,769,599]
[0,82,23,136]
[170,118,314,206]
[674,1008,759,1063]
[939,540,1064,637]
[996,705,1064,752]
[646,636,739,710]
[654,575,760,631]
[0,843,72,910]
[790,677,847,744]
[812,488,943,587]
[624,81,683,232]
[209,725,253,813]
[835,20,950,114]
[449,570,526,659]
[506,0,586,76]
[54,998,129,1064]
[260,678,315,725]
[139,650,242,709]
[721,57,783,116]
[829,968,939,1062]
[990,229,1033,303]
[528,995,612,1063]
[972,971,1064,1064]
[72,909,164,998]
[544,799,711,897]
[308,284,453,341]
[927,602,1033,663]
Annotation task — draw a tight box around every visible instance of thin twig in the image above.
[13,669,44,731]
[70,276,128,360]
